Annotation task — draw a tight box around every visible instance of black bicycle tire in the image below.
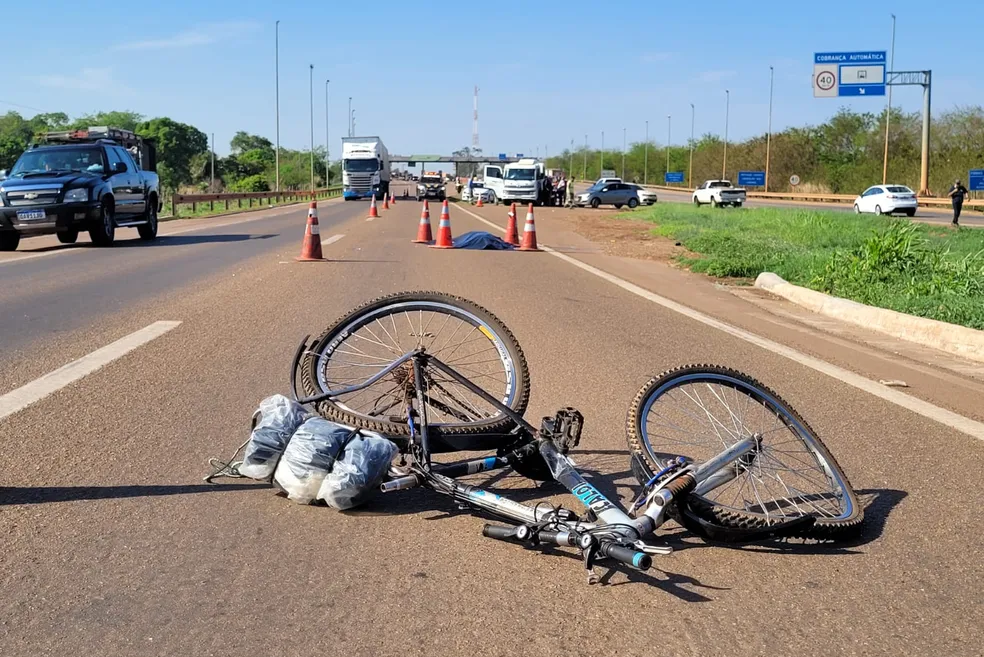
[300,291,531,439]
[625,364,863,541]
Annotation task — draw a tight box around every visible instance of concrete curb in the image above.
[754,272,984,364]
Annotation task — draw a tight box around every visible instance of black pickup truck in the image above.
[0,127,161,251]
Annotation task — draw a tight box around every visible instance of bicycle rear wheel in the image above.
[300,292,530,451]
[626,365,863,540]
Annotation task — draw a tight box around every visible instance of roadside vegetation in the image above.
[634,203,984,330]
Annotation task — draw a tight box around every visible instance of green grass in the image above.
[627,203,984,330]
[161,188,342,220]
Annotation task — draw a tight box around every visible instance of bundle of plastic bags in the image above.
[238,395,399,509]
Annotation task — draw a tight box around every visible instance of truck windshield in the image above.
[10,147,105,176]
[344,159,379,173]
[420,177,441,184]
[505,168,535,181]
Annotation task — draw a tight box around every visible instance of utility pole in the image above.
[689,103,695,188]
[882,14,897,184]
[210,132,215,190]
[621,127,626,179]
[723,89,730,180]
[666,115,671,178]
[766,66,774,192]
[309,64,314,191]
[325,79,330,186]
[600,131,604,175]
[644,120,649,185]
[569,138,574,177]
[274,20,280,192]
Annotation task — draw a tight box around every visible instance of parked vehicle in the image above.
[692,180,746,207]
[594,177,622,188]
[416,172,446,202]
[483,158,546,205]
[576,181,640,209]
[627,184,657,205]
[0,127,161,251]
[461,182,493,204]
[342,137,390,201]
[853,184,917,216]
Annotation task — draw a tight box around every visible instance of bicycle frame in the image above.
[290,343,769,573]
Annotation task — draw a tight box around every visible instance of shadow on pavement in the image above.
[128,233,278,247]
[0,482,267,505]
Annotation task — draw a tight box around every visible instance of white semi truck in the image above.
[482,158,546,205]
[341,137,390,201]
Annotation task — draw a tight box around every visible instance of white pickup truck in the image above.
[693,180,746,208]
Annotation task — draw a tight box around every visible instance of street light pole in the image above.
[325,79,330,187]
[723,89,730,180]
[766,66,774,192]
[210,132,214,190]
[569,138,574,177]
[644,120,649,185]
[666,115,671,178]
[600,131,604,175]
[309,64,315,192]
[882,13,897,184]
[347,97,352,137]
[583,134,587,180]
[274,20,280,192]
[689,103,695,188]
[622,127,626,179]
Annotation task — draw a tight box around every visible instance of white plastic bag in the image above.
[238,395,310,480]
[318,433,399,510]
[273,418,353,504]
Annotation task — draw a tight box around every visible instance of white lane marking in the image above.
[454,204,984,442]
[0,321,181,422]
[366,216,375,222]
[0,199,344,267]
[321,234,345,246]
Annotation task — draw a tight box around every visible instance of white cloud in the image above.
[36,67,117,92]
[111,21,261,51]
[641,52,676,63]
[697,70,738,83]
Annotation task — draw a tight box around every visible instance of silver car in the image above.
[577,182,640,209]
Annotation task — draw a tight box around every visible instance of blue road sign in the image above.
[970,170,984,192]
[738,171,766,187]
[665,172,685,184]
[498,153,507,161]
[515,153,524,158]
[813,51,886,98]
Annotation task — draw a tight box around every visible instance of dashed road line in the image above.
[453,203,984,442]
[321,234,345,246]
[0,321,181,422]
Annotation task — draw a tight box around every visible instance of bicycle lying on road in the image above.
[259,291,862,582]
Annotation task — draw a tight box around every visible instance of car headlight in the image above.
[64,188,88,202]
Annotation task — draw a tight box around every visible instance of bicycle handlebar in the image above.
[596,540,652,571]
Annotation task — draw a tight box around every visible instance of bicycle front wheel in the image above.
[626,365,863,540]
[301,292,530,449]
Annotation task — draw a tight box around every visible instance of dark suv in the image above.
[0,128,161,251]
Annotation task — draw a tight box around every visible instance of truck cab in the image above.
[484,159,545,205]
[341,137,390,200]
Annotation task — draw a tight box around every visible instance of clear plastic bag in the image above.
[238,395,310,480]
[273,418,353,504]
[318,432,399,510]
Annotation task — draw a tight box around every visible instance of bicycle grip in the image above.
[597,541,652,571]
[482,524,519,541]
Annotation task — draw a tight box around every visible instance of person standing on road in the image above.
[948,179,969,226]
[567,178,577,207]
[556,177,567,206]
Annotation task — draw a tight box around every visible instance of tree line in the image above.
[546,106,984,196]
[0,110,339,195]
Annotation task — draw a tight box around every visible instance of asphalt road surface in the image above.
[2,187,983,656]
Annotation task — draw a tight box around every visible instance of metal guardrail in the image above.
[170,186,343,217]
[642,184,983,210]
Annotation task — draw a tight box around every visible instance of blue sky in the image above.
[1,1,976,158]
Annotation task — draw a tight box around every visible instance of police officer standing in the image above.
[948,179,969,226]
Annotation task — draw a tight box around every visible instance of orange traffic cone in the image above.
[476,195,484,207]
[297,202,326,261]
[518,203,542,252]
[412,201,433,244]
[383,194,390,210]
[429,200,454,249]
[390,193,396,206]
[504,203,520,246]
[368,194,379,218]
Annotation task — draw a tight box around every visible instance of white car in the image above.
[594,177,622,187]
[627,184,658,205]
[692,180,746,207]
[853,184,918,217]
[461,182,493,204]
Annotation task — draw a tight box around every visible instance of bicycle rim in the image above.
[312,300,519,428]
[638,369,857,527]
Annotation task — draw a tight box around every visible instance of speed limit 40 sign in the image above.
[814,66,838,97]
